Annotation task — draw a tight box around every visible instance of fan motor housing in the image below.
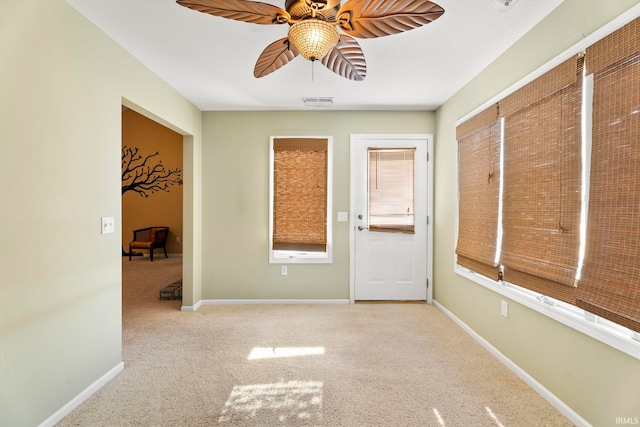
[285,0,339,20]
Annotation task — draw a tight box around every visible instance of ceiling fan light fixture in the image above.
[177,0,445,80]
[288,19,339,61]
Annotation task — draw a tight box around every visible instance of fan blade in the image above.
[177,0,290,25]
[336,0,444,38]
[321,35,367,81]
[254,38,299,78]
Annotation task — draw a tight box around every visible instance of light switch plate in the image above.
[101,217,115,234]
[337,211,348,222]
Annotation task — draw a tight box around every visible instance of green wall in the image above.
[0,2,202,426]
[200,111,434,300]
[434,1,640,425]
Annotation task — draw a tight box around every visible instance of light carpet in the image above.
[58,256,573,426]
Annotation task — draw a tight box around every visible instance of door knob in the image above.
[358,225,368,231]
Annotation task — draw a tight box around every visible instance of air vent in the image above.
[303,97,334,108]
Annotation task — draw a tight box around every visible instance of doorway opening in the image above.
[121,105,185,310]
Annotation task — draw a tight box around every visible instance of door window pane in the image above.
[368,148,415,233]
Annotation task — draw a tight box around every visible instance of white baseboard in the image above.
[184,299,350,310]
[38,362,124,427]
[181,300,202,312]
[433,301,590,427]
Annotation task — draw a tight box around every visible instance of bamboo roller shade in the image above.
[499,57,578,118]
[456,103,499,140]
[586,16,640,75]
[500,56,583,301]
[272,138,328,252]
[577,20,640,332]
[455,104,501,279]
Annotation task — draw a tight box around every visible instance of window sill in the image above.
[455,265,640,360]
[270,252,332,264]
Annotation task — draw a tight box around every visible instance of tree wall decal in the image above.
[122,145,182,256]
[122,145,182,196]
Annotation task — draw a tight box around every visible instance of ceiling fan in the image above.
[176,0,445,81]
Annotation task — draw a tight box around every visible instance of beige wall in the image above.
[122,109,183,255]
[0,2,201,426]
[201,111,434,300]
[434,1,640,425]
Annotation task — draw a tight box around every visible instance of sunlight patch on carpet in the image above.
[218,380,323,424]
[485,406,506,427]
[247,347,325,360]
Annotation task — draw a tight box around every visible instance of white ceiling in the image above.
[67,0,563,111]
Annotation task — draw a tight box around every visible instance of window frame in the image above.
[453,6,640,360]
[269,136,333,264]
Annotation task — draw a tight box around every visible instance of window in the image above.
[368,148,415,233]
[455,15,640,357]
[269,136,332,263]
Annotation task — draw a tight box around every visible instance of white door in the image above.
[350,134,432,301]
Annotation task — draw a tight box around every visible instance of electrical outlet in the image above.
[176,236,180,243]
[501,300,509,318]
[281,266,288,276]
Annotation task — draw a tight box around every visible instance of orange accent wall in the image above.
[122,108,183,255]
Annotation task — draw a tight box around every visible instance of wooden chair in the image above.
[128,227,169,261]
